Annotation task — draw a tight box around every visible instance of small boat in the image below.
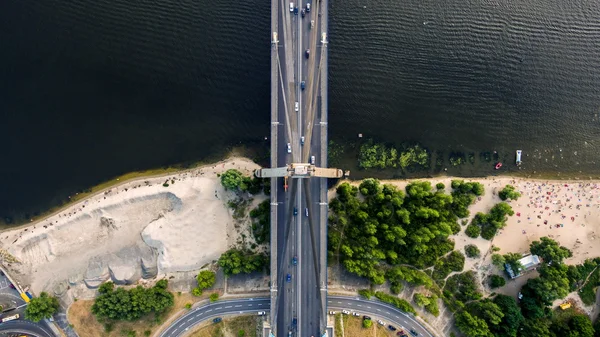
[495,162,502,170]
[516,150,522,166]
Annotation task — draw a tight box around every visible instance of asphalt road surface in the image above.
[159,297,435,337]
[0,320,55,337]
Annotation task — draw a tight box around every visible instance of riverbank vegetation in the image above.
[357,140,429,170]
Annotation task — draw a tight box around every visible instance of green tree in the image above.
[491,254,506,268]
[465,224,481,238]
[490,294,524,337]
[454,311,492,337]
[196,270,216,290]
[530,236,572,264]
[363,318,373,328]
[218,248,267,276]
[503,252,524,276]
[489,274,506,288]
[24,292,60,322]
[466,299,504,326]
[464,244,480,258]
[192,287,203,297]
[519,318,552,337]
[498,185,521,201]
[209,293,219,302]
[220,169,244,190]
[436,183,445,190]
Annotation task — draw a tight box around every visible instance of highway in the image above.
[158,297,435,337]
[271,0,328,333]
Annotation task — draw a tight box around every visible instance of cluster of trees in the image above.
[24,292,60,322]
[464,244,481,258]
[385,266,433,294]
[91,280,174,321]
[499,184,522,201]
[465,202,514,240]
[218,248,268,276]
[373,291,417,315]
[413,293,439,316]
[220,169,269,195]
[357,140,429,170]
[453,237,600,337]
[249,200,270,244]
[432,251,465,282]
[192,270,216,296]
[328,179,485,284]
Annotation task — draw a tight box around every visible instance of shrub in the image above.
[464,244,480,258]
[185,303,192,310]
[498,185,521,201]
[192,287,203,297]
[363,319,373,328]
[374,292,417,315]
[209,293,219,302]
[489,275,506,288]
[197,270,216,290]
[436,183,445,190]
[465,224,481,238]
[358,289,373,299]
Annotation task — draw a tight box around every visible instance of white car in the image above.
[329,311,336,315]
[257,311,266,316]
[287,143,292,153]
[341,310,350,315]
[352,312,360,317]
[305,207,309,217]
[295,102,299,112]
[290,2,294,11]
[310,155,315,165]
[377,320,385,325]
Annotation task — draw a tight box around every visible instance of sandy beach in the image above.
[0,157,264,294]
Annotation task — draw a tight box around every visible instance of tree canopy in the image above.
[196,270,216,290]
[91,280,174,321]
[24,292,60,322]
[498,185,521,201]
[220,169,244,190]
[218,248,268,276]
[530,236,572,264]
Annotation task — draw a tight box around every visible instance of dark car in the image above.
[292,318,297,326]
[286,274,292,282]
[292,256,297,265]
[301,81,305,90]
[301,9,305,17]
[388,325,397,331]
[293,207,298,216]
[409,329,418,336]
[396,330,405,336]
[294,6,298,14]
[213,317,222,323]
[305,49,310,58]
[363,315,371,320]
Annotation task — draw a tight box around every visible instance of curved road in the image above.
[0,320,54,337]
[159,296,436,337]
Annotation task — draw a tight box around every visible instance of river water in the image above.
[1,0,600,223]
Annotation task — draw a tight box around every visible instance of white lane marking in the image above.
[187,318,193,322]
[336,301,342,304]
[235,305,242,308]
[258,303,263,306]
[357,304,362,307]
[206,309,213,312]
[216,307,222,310]
[248,304,253,307]
[367,306,371,309]
[386,311,390,314]
[225,306,232,308]
[376,309,381,312]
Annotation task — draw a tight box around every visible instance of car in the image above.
[396,330,405,336]
[306,3,311,11]
[292,318,297,326]
[310,155,315,164]
[388,325,397,331]
[292,256,297,265]
[213,317,222,323]
[301,81,305,90]
[305,208,308,216]
[363,315,371,320]
[286,274,292,282]
[310,20,314,29]
[8,283,15,289]
[301,136,305,145]
[294,6,298,14]
[352,312,360,317]
[258,311,266,316]
[377,320,385,325]
[301,9,305,17]
[305,49,310,58]
[329,311,336,315]
[289,2,294,11]
[287,143,291,153]
[293,207,298,216]
[295,101,299,111]
[341,310,350,315]
[409,329,418,336]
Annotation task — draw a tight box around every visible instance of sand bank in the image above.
[0,157,263,294]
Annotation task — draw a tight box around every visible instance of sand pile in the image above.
[0,157,261,294]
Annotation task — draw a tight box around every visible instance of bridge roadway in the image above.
[158,297,434,337]
[270,0,328,334]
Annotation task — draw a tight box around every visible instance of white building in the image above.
[505,254,541,279]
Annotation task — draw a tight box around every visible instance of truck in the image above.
[19,292,30,303]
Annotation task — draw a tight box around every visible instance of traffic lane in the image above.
[160,299,270,337]
[0,320,54,337]
[328,297,435,337]
[300,184,320,337]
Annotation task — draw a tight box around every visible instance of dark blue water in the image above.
[2,0,600,224]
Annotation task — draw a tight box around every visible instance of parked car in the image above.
[363,316,371,320]
[377,320,385,326]
[341,310,350,315]
[258,311,266,316]
[352,312,360,317]
[388,325,397,331]
[213,317,222,323]
[329,311,336,315]
[396,331,406,336]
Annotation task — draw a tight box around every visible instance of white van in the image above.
[290,2,294,11]
[310,156,315,164]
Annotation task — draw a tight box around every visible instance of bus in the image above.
[1,314,20,323]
